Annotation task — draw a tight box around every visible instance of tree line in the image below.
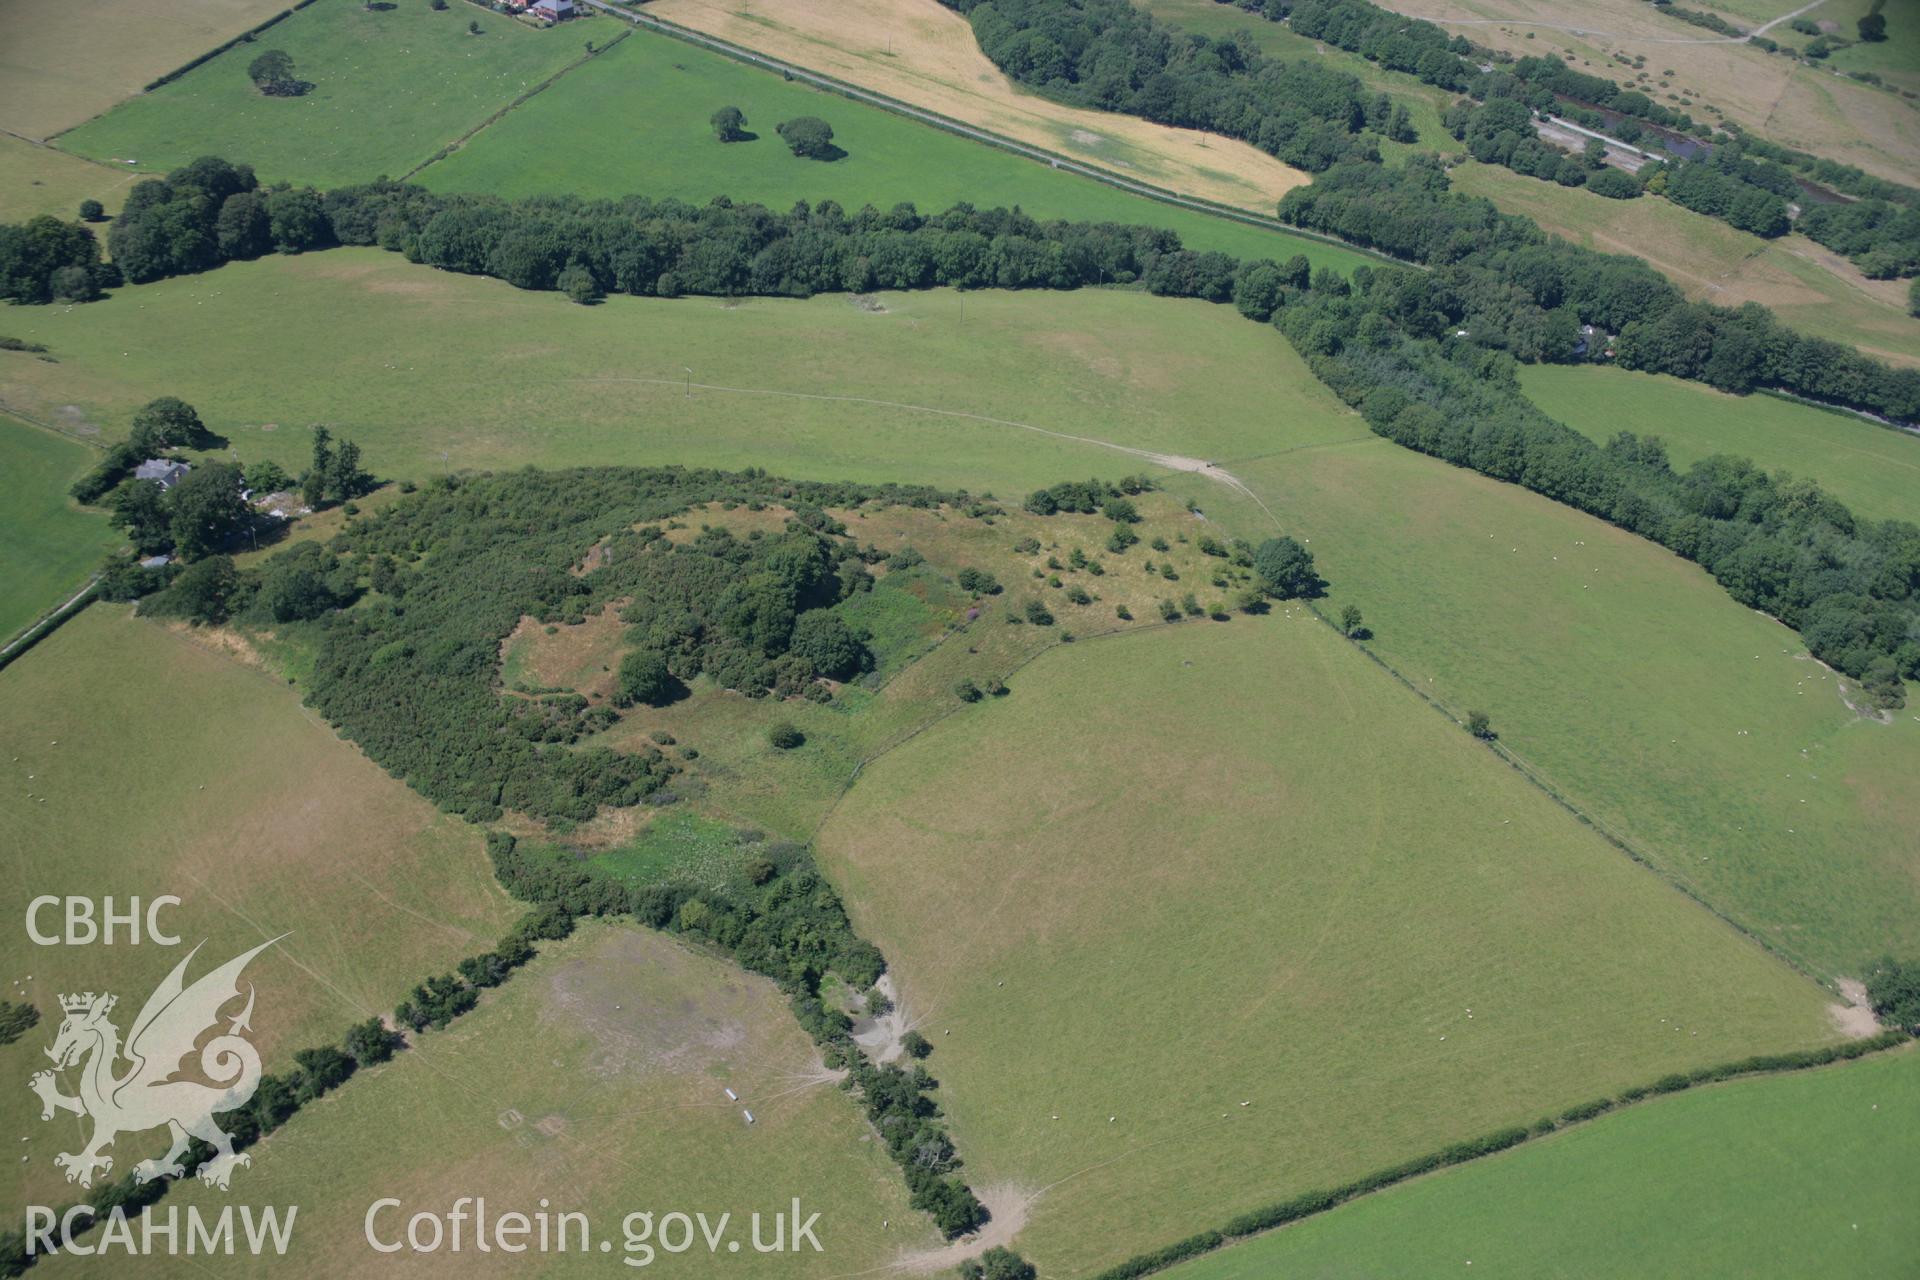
[12,154,1920,702]
[939,0,1387,171]
[1210,0,1920,276]
[1278,158,1920,421]
[486,829,991,1238]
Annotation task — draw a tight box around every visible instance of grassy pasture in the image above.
[0,0,287,139]
[7,256,1915,976]
[0,606,519,1209]
[416,25,1362,268]
[0,250,1371,492]
[815,615,1843,1274]
[0,135,138,224]
[1447,160,1920,370]
[1520,363,1920,525]
[57,0,614,187]
[0,416,119,642]
[1164,1047,1920,1279]
[647,0,1311,215]
[119,921,932,1278]
[1188,438,1920,979]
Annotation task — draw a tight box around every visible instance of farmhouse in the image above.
[133,458,190,489]
[530,0,574,18]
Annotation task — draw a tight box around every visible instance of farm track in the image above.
[1400,0,1829,44]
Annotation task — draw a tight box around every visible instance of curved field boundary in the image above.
[574,0,1408,267]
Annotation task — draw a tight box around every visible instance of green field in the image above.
[7,254,1915,980]
[0,416,119,642]
[1522,364,1920,525]
[1163,1047,1920,1279]
[815,616,1843,1274]
[0,250,1369,491]
[414,25,1369,267]
[0,605,518,1209]
[0,134,138,224]
[119,921,932,1278]
[1186,439,1920,979]
[57,1,614,187]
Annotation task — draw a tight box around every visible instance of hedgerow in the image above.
[1085,1029,1911,1280]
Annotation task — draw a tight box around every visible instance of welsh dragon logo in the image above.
[29,938,281,1191]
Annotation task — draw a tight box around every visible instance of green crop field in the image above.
[815,616,1843,1275]
[1163,1047,1920,1279]
[57,1,615,188]
[0,249,1369,492]
[413,25,1369,268]
[0,605,518,1209]
[0,417,119,643]
[1521,364,1920,526]
[114,920,931,1278]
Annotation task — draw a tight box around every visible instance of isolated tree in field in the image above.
[1252,536,1320,599]
[1467,710,1495,740]
[901,1030,933,1059]
[776,116,836,159]
[616,649,675,707]
[711,106,748,142]
[1339,604,1366,638]
[768,721,804,749]
[468,19,482,35]
[167,462,250,560]
[78,200,104,223]
[128,396,209,453]
[246,50,308,96]
[1857,4,1887,41]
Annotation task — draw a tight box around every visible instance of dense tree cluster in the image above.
[152,468,960,824]
[940,0,1384,171]
[1798,197,1920,280]
[486,830,987,1237]
[106,157,331,285]
[1444,97,1598,192]
[0,214,112,304]
[1656,149,1794,238]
